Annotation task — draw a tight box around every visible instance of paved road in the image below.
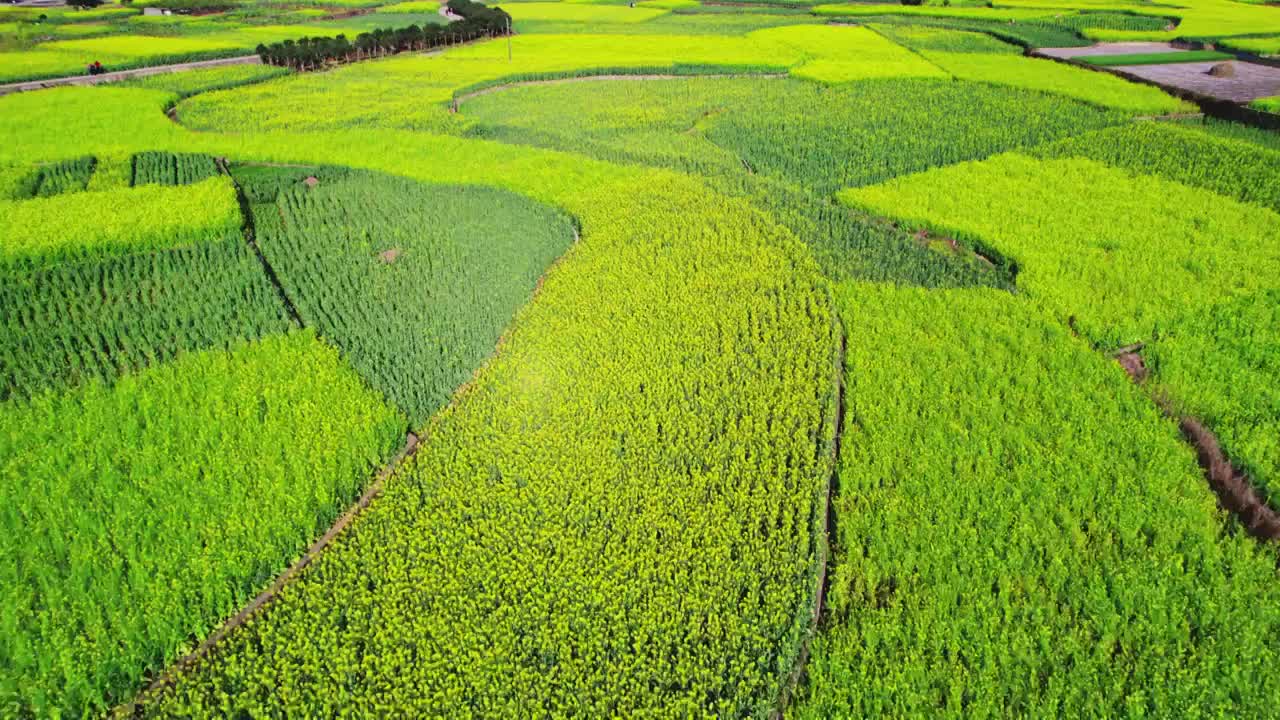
[0,54,260,96]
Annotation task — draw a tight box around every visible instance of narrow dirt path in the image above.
[1114,349,1280,540]
[0,55,260,97]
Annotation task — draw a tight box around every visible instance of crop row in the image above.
[0,155,94,200]
[131,151,221,187]
[0,238,290,401]
[249,166,575,427]
[840,152,1280,347]
[815,0,1280,43]
[1082,49,1233,66]
[118,63,291,99]
[170,26,1181,136]
[846,13,1089,49]
[1031,121,1280,213]
[462,74,1120,286]
[136,162,839,716]
[918,50,1191,115]
[869,23,1021,54]
[1191,116,1280,151]
[0,152,293,401]
[1,331,404,717]
[1056,11,1173,33]
[1143,289,1280,507]
[32,155,96,197]
[839,135,1280,515]
[1,152,220,200]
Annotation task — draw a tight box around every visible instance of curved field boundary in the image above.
[1115,350,1280,540]
[110,431,421,718]
[1180,416,1280,539]
[451,69,790,110]
[0,55,260,97]
[770,315,845,719]
[112,220,583,717]
[861,21,951,78]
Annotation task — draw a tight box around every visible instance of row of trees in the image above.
[256,0,511,71]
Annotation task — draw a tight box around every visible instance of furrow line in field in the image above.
[771,312,845,719]
[1115,349,1280,540]
[218,158,305,329]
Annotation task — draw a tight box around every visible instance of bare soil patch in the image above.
[1207,62,1236,78]
[1037,42,1186,60]
[1114,60,1280,102]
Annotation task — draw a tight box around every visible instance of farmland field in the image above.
[2,0,1279,717]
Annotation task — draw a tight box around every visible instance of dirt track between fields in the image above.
[0,55,260,96]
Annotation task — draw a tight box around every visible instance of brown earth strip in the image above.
[1115,350,1280,541]
[1179,417,1280,539]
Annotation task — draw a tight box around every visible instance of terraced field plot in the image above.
[2,1,1279,717]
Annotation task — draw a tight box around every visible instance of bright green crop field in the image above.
[2,0,1279,717]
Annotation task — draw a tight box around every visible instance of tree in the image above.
[67,0,105,9]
